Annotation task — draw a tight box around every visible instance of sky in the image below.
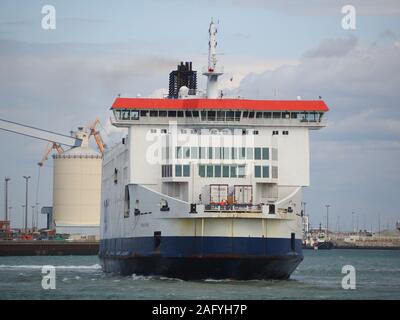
[0,0,399,231]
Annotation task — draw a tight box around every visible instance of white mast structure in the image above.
[203,19,223,99]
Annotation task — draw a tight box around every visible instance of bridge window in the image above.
[168,111,176,117]
[183,165,190,177]
[199,165,205,177]
[255,148,262,160]
[150,110,158,117]
[159,111,167,117]
[223,165,230,177]
[262,166,269,178]
[214,165,222,177]
[175,165,182,177]
[262,147,269,160]
[255,165,261,178]
[207,165,214,177]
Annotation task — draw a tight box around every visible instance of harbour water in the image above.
[0,249,399,300]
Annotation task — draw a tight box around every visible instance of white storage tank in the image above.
[52,130,102,237]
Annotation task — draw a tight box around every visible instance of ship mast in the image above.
[203,19,223,99]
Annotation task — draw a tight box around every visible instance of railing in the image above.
[204,203,262,213]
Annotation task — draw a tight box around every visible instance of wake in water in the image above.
[0,264,101,270]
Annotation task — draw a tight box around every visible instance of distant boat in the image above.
[313,231,334,250]
[396,221,400,232]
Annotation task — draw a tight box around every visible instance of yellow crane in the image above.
[87,117,106,155]
[38,142,64,167]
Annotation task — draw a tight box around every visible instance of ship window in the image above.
[242,111,249,118]
[246,148,253,160]
[215,147,221,159]
[272,166,278,179]
[238,165,246,178]
[222,165,230,178]
[130,111,139,120]
[231,147,237,159]
[283,112,290,119]
[230,166,237,178]
[239,147,246,159]
[291,112,298,119]
[183,147,190,159]
[263,112,272,118]
[199,165,206,177]
[183,165,190,177]
[208,147,213,159]
[159,111,167,117]
[248,112,255,118]
[273,112,281,119]
[217,111,225,121]
[214,165,222,177]
[150,110,158,117]
[199,147,206,159]
[272,130,279,135]
[262,148,269,160]
[235,111,241,121]
[191,147,198,159]
[207,165,214,177]
[283,131,289,135]
[161,129,167,134]
[176,147,182,159]
[192,111,199,117]
[255,148,262,160]
[175,165,182,177]
[168,111,176,117]
[177,111,184,117]
[254,166,261,178]
[223,147,230,159]
[200,111,207,120]
[140,110,148,117]
[185,111,192,117]
[256,112,263,119]
[262,166,269,178]
[226,111,234,121]
[253,130,259,135]
[207,111,216,121]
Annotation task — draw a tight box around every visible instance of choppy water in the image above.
[0,249,399,300]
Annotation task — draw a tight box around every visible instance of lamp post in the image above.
[325,205,330,239]
[23,176,30,233]
[4,177,10,221]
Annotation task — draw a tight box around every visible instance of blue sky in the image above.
[0,0,400,231]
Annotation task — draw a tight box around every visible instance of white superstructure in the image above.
[99,21,329,279]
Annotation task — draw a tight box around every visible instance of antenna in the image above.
[203,19,223,99]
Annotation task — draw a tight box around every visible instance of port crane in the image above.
[87,117,106,155]
[0,118,82,147]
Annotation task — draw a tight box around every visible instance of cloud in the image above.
[227,0,400,16]
[303,36,358,58]
[235,34,400,228]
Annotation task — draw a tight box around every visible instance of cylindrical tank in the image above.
[52,132,102,236]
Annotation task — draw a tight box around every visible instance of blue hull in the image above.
[99,236,303,280]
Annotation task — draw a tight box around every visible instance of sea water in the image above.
[0,249,399,300]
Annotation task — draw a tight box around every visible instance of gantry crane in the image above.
[87,117,106,155]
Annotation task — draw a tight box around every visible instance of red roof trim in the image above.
[111,98,329,112]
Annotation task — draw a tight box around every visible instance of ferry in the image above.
[99,21,329,279]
